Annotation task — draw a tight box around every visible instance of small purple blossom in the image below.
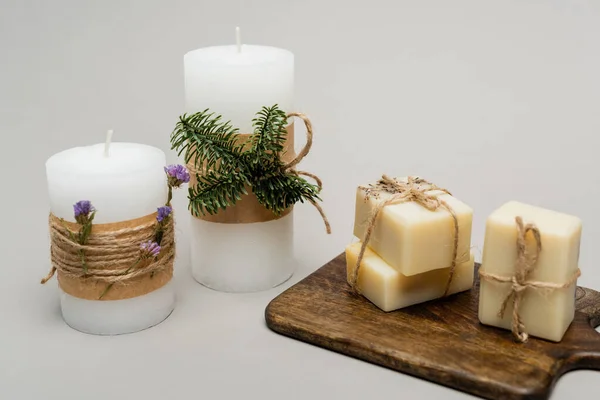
[164,164,190,188]
[157,206,172,222]
[74,200,94,218]
[140,240,161,258]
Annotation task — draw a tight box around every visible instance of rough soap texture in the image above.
[346,242,475,312]
[353,181,473,276]
[478,201,582,342]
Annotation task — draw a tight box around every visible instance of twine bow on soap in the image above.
[351,175,459,297]
[479,216,581,342]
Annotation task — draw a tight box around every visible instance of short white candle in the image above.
[184,29,295,292]
[45,137,175,334]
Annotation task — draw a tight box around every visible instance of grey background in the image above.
[1,0,599,398]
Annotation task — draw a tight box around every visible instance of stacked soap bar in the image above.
[347,177,474,312]
[478,201,582,342]
[346,243,475,311]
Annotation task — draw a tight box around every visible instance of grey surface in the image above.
[1,0,599,399]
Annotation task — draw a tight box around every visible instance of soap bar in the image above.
[346,242,475,312]
[478,201,582,342]
[353,178,473,276]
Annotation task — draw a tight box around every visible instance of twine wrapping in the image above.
[351,175,459,297]
[41,212,175,301]
[187,113,331,233]
[285,113,330,234]
[479,216,581,342]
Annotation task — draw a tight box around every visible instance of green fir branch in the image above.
[248,105,288,166]
[253,172,321,215]
[171,110,246,173]
[172,105,322,217]
[188,170,248,216]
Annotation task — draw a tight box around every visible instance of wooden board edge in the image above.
[575,286,600,329]
[264,262,550,400]
[266,296,552,400]
[264,254,600,400]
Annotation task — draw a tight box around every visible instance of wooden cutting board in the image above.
[265,253,600,400]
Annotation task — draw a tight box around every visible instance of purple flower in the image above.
[157,206,172,222]
[140,240,161,259]
[164,164,190,188]
[74,200,94,218]
[73,200,96,225]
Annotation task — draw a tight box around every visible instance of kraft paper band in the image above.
[49,212,175,301]
[187,122,296,224]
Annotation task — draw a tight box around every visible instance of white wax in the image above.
[45,142,175,334]
[191,214,294,292]
[46,143,167,223]
[184,45,294,132]
[60,282,175,335]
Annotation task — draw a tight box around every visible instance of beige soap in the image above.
[478,201,582,342]
[346,242,475,312]
[353,178,473,276]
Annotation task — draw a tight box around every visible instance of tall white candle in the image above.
[184,31,296,292]
[45,139,175,334]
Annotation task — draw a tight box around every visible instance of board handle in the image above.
[570,286,600,369]
[576,286,600,329]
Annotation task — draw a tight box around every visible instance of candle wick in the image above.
[104,129,113,158]
[236,26,242,53]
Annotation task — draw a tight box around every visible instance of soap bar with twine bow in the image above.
[478,201,582,343]
[353,176,473,279]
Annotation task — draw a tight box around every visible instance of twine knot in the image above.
[378,175,443,211]
[351,175,459,297]
[510,278,528,294]
[479,216,581,342]
[511,276,527,293]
